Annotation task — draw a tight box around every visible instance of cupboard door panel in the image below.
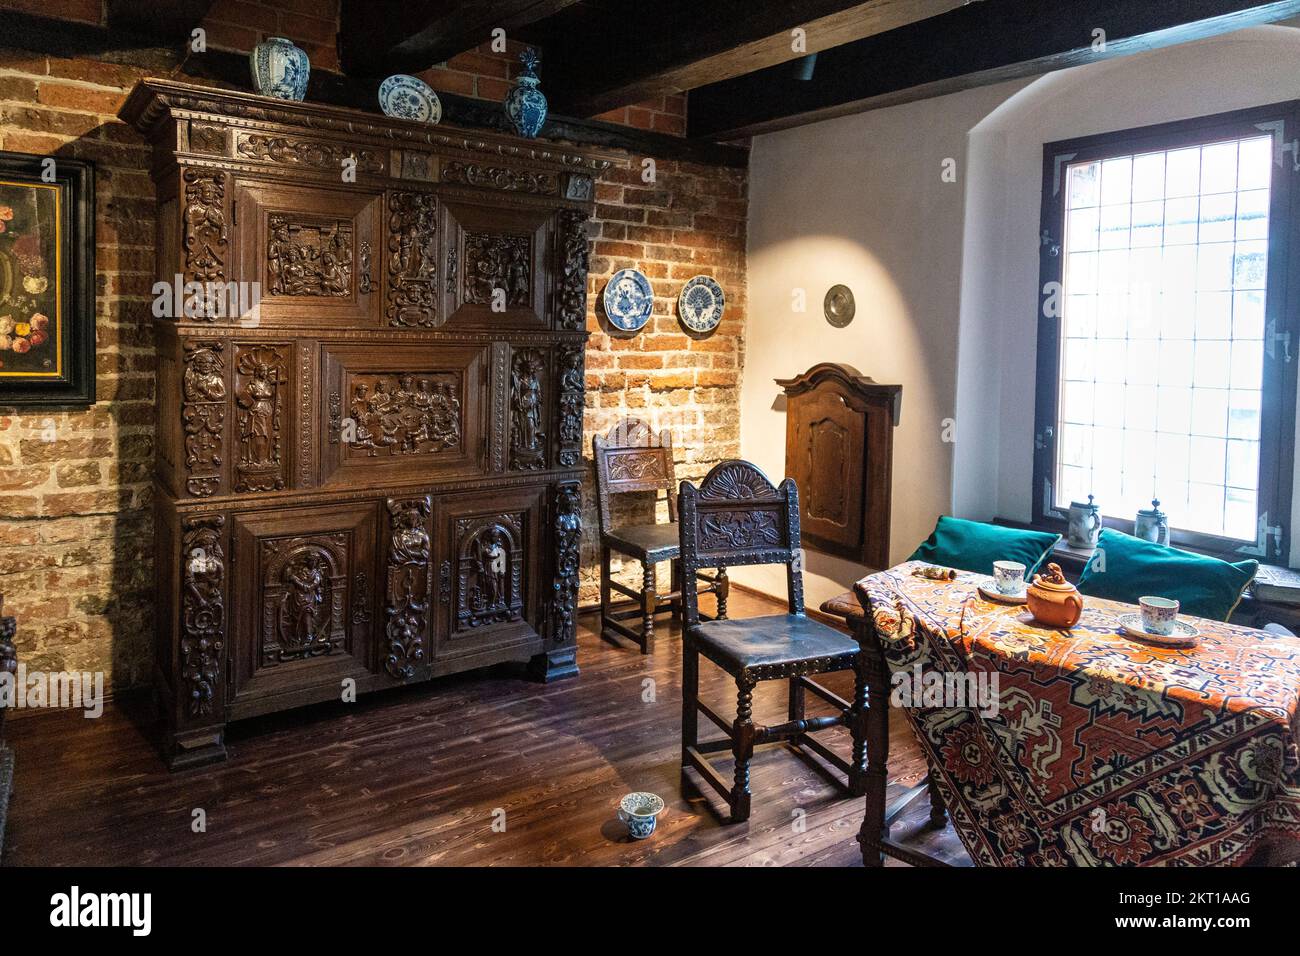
[321,342,490,485]
[433,487,545,662]
[230,503,378,707]
[233,179,381,326]
[441,200,550,330]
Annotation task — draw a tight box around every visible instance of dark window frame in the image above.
[1034,101,1300,565]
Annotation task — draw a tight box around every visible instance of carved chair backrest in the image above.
[592,418,678,534]
[679,459,804,627]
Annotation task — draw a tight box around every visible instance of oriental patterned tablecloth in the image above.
[859,562,1300,866]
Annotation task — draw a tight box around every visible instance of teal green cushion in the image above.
[907,516,1060,577]
[1077,528,1257,621]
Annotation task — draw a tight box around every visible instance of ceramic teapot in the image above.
[1026,563,1084,629]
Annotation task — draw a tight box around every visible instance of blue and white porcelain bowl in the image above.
[249,37,309,101]
[618,791,665,840]
[379,74,442,124]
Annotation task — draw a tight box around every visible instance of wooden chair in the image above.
[678,460,867,822]
[593,418,728,654]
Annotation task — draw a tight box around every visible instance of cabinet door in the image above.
[787,389,865,560]
[229,503,378,710]
[233,179,382,326]
[432,486,545,665]
[441,199,550,330]
[321,341,491,486]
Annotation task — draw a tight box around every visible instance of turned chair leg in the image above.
[788,674,806,748]
[680,638,699,792]
[928,774,948,829]
[670,558,682,623]
[730,677,755,822]
[599,545,613,635]
[848,656,868,797]
[641,561,657,655]
[716,567,729,620]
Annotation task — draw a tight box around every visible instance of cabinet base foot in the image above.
[164,727,227,771]
[529,646,579,683]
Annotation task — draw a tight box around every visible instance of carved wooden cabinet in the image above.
[775,364,901,570]
[123,80,605,769]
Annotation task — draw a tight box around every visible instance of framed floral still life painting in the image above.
[0,153,94,406]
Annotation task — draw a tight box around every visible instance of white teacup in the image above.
[992,560,1026,595]
[1139,596,1179,635]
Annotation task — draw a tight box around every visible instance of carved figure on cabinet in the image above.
[390,503,431,593]
[236,362,276,469]
[511,350,545,469]
[184,348,226,403]
[472,528,509,612]
[278,551,330,649]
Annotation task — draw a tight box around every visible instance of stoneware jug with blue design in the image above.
[505,48,548,138]
[249,37,309,101]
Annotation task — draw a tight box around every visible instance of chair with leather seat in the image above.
[593,418,727,654]
[678,459,867,823]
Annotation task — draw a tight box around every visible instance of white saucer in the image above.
[977,584,1028,606]
[1116,612,1201,648]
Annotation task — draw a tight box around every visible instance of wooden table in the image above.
[828,562,1300,866]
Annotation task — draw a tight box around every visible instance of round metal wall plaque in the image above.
[824,284,855,327]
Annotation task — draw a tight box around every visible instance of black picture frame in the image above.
[0,152,94,407]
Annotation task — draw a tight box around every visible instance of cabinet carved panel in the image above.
[510,349,546,470]
[267,215,354,297]
[386,190,439,328]
[557,344,584,467]
[556,209,589,331]
[259,533,347,665]
[344,373,462,458]
[463,232,531,307]
[551,482,581,647]
[182,341,226,498]
[182,168,227,286]
[385,496,431,680]
[180,515,225,718]
[454,512,525,632]
[234,344,289,492]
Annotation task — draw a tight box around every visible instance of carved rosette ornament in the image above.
[233,344,288,492]
[551,482,581,647]
[386,191,439,327]
[182,341,226,497]
[556,209,589,330]
[557,344,584,466]
[182,168,228,288]
[510,349,546,470]
[180,516,225,718]
[385,497,431,681]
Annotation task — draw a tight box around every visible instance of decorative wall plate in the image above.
[603,268,654,332]
[678,275,725,333]
[824,284,855,327]
[378,74,442,124]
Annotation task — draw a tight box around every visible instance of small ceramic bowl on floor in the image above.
[618,791,665,840]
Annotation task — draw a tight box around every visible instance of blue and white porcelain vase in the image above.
[249,37,309,101]
[505,48,548,139]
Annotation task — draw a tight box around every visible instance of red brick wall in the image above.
[0,0,745,691]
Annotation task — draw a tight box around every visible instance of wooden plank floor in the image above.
[2,591,969,866]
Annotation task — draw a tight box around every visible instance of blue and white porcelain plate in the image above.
[378,74,442,124]
[678,275,725,333]
[603,269,654,332]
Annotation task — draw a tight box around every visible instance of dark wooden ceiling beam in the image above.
[687,0,1300,139]
[105,0,214,43]
[537,0,966,118]
[338,0,585,77]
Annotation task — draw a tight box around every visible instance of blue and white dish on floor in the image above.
[1116,612,1201,648]
[603,269,654,332]
[618,791,666,840]
[678,275,725,333]
[249,37,310,101]
[379,74,442,123]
